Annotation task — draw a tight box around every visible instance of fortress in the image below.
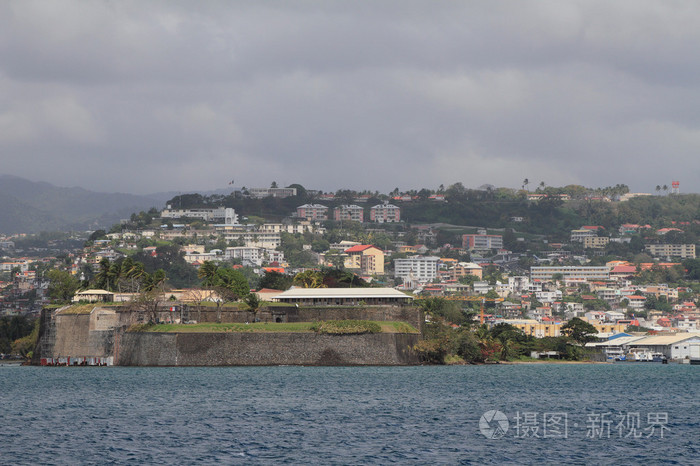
[33,300,422,366]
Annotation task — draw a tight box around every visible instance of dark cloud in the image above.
[0,0,698,194]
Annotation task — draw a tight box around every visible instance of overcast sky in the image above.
[1,1,699,195]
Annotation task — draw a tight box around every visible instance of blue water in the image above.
[1,364,697,465]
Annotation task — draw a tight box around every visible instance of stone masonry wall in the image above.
[117,332,420,366]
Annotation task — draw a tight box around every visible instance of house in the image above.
[72,289,115,303]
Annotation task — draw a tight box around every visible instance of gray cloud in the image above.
[1,0,698,194]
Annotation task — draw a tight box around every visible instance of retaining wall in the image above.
[117,332,420,366]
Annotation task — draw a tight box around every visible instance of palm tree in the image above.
[198,261,219,287]
[662,184,668,195]
[656,185,661,195]
[95,258,111,290]
[522,178,529,192]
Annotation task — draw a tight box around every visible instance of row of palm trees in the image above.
[94,257,166,293]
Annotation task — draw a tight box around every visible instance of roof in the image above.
[611,266,637,274]
[345,244,380,253]
[586,336,647,347]
[629,333,700,346]
[75,289,113,295]
[275,287,413,300]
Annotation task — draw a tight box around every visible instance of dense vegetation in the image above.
[414,298,600,364]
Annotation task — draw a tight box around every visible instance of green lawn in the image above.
[136,320,419,334]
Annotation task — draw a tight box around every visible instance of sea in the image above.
[1,363,697,465]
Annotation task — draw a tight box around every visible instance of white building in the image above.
[530,266,610,282]
[627,333,700,360]
[247,187,297,199]
[162,207,239,224]
[394,256,440,283]
[225,247,285,267]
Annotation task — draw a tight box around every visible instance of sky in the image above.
[1,1,699,195]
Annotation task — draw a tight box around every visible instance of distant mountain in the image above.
[0,175,164,234]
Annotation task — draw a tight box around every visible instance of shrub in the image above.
[311,320,381,335]
[413,337,449,364]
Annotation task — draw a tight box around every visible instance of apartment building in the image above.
[333,205,364,222]
[583,236,610,249]
[370,203,400,223]
[344,245,385,275]
[296,204,329,221]
[645,244,696,260]
[394,256,440,283]
[530,266,610,282]
[570,229,597,242]
[462,233,503,250]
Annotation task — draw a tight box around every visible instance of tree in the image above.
[210,267,250,322]
[198,261,219,287]
[243,293,262,323]
[561,318,598,345]
[46,269,80,304]
[130,289,164,323]
[294,270,325,288]
[95,258,112,290]
[258,271,294,290]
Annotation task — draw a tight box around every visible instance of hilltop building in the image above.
[247,187,297,199]
[296,204,329,221]
[161,207,239,225]
[334,205,364,222]
[370,203,400,223]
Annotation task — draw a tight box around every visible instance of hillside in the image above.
[0,175,163,234]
